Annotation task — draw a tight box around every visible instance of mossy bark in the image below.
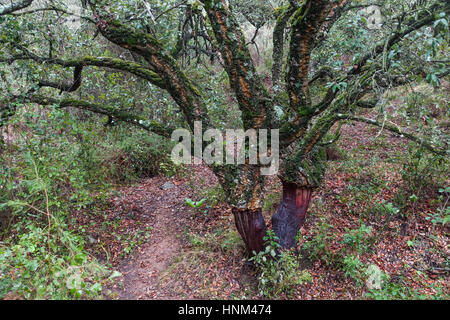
[272,6,295,89]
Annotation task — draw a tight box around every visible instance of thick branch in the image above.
[313,0,350,48]
[286,0,339,109]
[279,1,348,147]
[1,52,166,89]
[89,3,210,131]
[309,66,335,85]
[10,94,173,137]
[38,65,83,93]
[0,0,33,15]
[203,0,272,129]
[272,4,295,89]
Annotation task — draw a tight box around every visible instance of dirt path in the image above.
[106,165,219,300]
[109,177,189,300]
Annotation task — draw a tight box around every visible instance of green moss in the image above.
[282,145,327,187]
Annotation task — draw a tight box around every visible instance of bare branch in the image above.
[350,1,450,77]
[337,114,447,156]
[8,5,95,23]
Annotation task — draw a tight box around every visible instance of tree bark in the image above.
[272,182,312,249]
[232,207,267,254]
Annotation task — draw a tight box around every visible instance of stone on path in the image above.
[160,182,176,190]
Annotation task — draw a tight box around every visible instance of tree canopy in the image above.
[1,0,449,252]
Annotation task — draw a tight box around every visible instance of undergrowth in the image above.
[0,106,174,299]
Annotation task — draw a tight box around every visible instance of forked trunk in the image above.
[272,182,312,249]
[232,207,267,254]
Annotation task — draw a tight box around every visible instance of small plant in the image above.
[426,187,450,226]
[250,230,312,298]
[185,198,207,209]
[341,223,373,255]
[220,230,243,254]
[365,271,447,300]
[201,185,226,208]
[342,255,363,283]
[302,218,337,265]
[159,160,183,178]
[366,201,401,221]
[364,263,450,300]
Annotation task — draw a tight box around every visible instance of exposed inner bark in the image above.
[232,207,267,254]
[272,182,312,249]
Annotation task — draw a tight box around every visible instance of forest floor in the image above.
[73,105,449,300]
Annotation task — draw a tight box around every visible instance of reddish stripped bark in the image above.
[272,182,313,249]
[232,208,267,254]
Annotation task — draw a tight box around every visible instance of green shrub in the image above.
[365,201,401,220]
[366,270,449,300]
[342,255,363,283]
[0,158,108,299]
[302,218,337,265]
[426,187,450,226]
[0,220,106,299]
[200,184,226,208]
[341,223,373,255]
[399,145,448,199]
[0,109,117,299]
[250,230,312,298]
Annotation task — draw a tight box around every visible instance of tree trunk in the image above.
[272,182,312,249]
[232,207,267,254]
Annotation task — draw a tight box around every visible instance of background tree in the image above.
[1,0,448,254]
